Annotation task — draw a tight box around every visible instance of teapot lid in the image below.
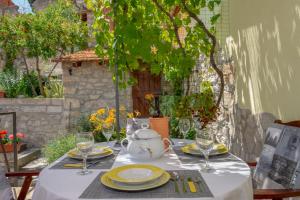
[134,124,160,139]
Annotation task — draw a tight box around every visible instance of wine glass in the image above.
[102,124,114,147]
[76,132,94,175]
[195,127,214,172]
[215,121,231,150]
[178,118,191,145]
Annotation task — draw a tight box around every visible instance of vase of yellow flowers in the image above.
[89,108,116,142]
[89,107,139,142]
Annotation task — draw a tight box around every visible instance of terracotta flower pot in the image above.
[0,143,22,153]
[149,117,170,148]
[0,91,5,98]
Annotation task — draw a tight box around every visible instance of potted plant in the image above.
[0,86,5,98]
[0,130,25,153]
[145,93,170,145]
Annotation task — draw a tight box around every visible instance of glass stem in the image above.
[204,153,209,169]
[82,155,87,172]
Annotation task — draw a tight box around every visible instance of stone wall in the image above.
[231,105,276,161]
[62,61,132,128]
[0,61,132,147]
[0,98,65,147]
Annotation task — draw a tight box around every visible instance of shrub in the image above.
[43,134,76,164]
[44,79,64,98]
[0,69,40,97]
[0,69,22,97]
[18,71,40,97]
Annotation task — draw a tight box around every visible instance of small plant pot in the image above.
[0,143,22,153]
[149,117,170,148]
[0,91,5,98]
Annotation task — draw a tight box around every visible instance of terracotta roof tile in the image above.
[54,50,107,63]
[0,0,16,7]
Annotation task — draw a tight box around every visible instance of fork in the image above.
[193,177,203,192]
[170,172,180,193]
[180,174,187,193]
[87,160,103,168]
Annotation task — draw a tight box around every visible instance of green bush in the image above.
[0,69,22,97]
[43,134,76,164]
[44,79,64,98]
[0,69,40,97]
[169,117,196,140]
[18,71,40,97]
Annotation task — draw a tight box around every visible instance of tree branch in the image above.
[151,0,186,57]
[180,0,224,108]
[151,0,190,95]
[47,51,64,80]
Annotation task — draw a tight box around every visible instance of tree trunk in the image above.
[21,52,38,96]
[35,57,45,96]
[181,0,225,109]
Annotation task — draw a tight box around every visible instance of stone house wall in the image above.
[62,61,132,128]
[0,62,132,147]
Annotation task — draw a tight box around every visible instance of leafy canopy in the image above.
[0,0,88,65]
[86,0,221,90]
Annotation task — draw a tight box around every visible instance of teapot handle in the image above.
[120,138,128,151]
[162,138,172,154]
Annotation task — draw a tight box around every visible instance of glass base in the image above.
[200,165,215,173]
[77,170,92,175]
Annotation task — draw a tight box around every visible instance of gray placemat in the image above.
[173,146,238,164]
[79,170,213,199]
[50,151,119,170]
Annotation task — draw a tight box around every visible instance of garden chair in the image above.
[249,120,300,200]
[2,169,40,200]
[0,139,39,200]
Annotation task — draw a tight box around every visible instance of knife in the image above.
[187,177,197,193]
[64,160,103,168]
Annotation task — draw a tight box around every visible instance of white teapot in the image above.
[121,124,171,160]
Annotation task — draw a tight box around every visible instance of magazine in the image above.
[254,124,300,189]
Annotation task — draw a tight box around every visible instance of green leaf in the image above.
[210,14,220,25]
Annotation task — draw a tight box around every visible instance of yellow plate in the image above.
[106,164,165,185]
[181,143,228,156]
[67,146,113,160]
[101,171,170,191]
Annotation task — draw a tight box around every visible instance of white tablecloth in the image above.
[32,140,253,200]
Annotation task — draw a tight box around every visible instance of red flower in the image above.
[0,130,7,135]
[8,133,25,140]
[16,133,25,138]
[0,130,7,138]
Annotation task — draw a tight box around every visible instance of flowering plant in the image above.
[0,130,25,144]
[89,106,141,132]
[145,93,161,117]
[89,108,116,132]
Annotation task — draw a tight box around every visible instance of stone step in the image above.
[21,157,48,171]
[18,148,41,168]
[0,147,41,169]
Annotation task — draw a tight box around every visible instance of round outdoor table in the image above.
[32,139,253,200]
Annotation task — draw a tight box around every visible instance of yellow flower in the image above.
[145,93,154,101]
[96,108,106,115]
[134,110,141,117]
[127,112,134,119]
[180,12,189,20]
[108,109,116,118]
[178,26,187,44]
[150,45,158,55]
[89,113,97,122]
